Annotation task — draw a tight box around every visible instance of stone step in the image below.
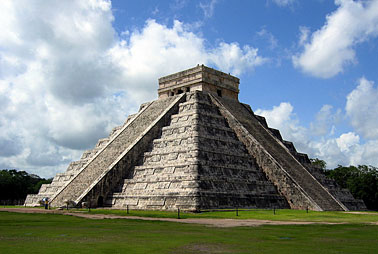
[49,94,185,207]
[169,112,226,127]
[66,160,87,172]
[160,122,237,139]
[213,95,346,211]
[109,125,122,139]
[133,162,198,171]
[185,91,213,103]
[95,138,110,149]
[141,152,197,165]
[151,134,243,150]
[142,145,196,157]
[124,114,137,125]
[151,136,196,149]
[108,194,201,210]
[178,100,220,115]
[80,149,100,160]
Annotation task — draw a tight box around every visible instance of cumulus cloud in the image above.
[271,0,297,7]
[109,19,266,100]
[256,97,378,168]
[310,104,341,136]
[336,132,360,152]
[293,0,378,78]
[207,43,267,75]
[0,1,266,177]
[255,102,308,150]
[346,77,378,139]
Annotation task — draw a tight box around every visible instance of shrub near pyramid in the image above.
[25,65,366,211]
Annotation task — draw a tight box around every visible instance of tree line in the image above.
[311,159,377,211]
[325,165,377,211]
[0,169,52,205]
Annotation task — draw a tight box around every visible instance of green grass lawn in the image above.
[70,207,378,224]
[0,211,377,254]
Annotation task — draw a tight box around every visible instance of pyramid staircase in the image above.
[25,65,366,211]
[26,94,185,207]
[107,91,289,210]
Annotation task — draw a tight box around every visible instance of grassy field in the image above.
[0,211,377,254]
[67,207,378,224]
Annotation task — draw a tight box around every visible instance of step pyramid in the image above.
[25,65,366,211]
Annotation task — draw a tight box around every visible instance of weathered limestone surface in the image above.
[304,165,366,210]
[109,91,288,210]
[158,65,239,100]
[252,113,365,210]
[48,94,184,207]
[26,65,365,211]
[210,95,346,211]
[24,114,140,206]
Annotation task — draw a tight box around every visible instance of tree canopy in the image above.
[0,169,52,202]
[325,165,378,211]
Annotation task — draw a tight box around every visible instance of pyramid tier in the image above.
[109,91,288,210]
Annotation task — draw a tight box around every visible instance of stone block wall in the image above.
[109,91,288,211]
[210,95,346,211]
[24,113,137,206]
[47,95,184,207]
[26,88,365,211]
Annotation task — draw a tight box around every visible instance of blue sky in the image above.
[1,0,378,178]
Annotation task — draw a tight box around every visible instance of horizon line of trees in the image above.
[0,163,376,210]
[0,169,52,205]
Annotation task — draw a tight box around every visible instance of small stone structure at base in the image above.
[25,65,366,211]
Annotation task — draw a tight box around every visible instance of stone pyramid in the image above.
[25,65,366,211]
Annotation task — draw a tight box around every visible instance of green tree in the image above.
[0,169,52,203]
[327,165,378,211]
[310,158,327,170]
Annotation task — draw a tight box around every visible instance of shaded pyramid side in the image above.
[192,92,290,209]
[303,165,366,210]
[211,95,368,211]
[249,106,366,211]
[107,91,289,210]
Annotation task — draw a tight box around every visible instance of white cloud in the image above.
[298,26,310,46]
[257,28,278,49]
[293,0,378,78]
[336,132,360,152]
[310,104,341,136]
[199,0,218,18]
[256,100,378,168]
[208,43,267,76]
[255,102,308,149]
[0,1,265,178]
[109,19,266,94]
[271,0,297,7]
[346,77,378,139]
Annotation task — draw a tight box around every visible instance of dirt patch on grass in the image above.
[343,211,378,215]
[0,207,357,227]
[171,243,232,254]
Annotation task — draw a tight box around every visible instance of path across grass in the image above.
[2,206,378,225]
[78,207,378,224]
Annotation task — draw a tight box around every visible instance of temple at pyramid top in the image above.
[158,64,240,100]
